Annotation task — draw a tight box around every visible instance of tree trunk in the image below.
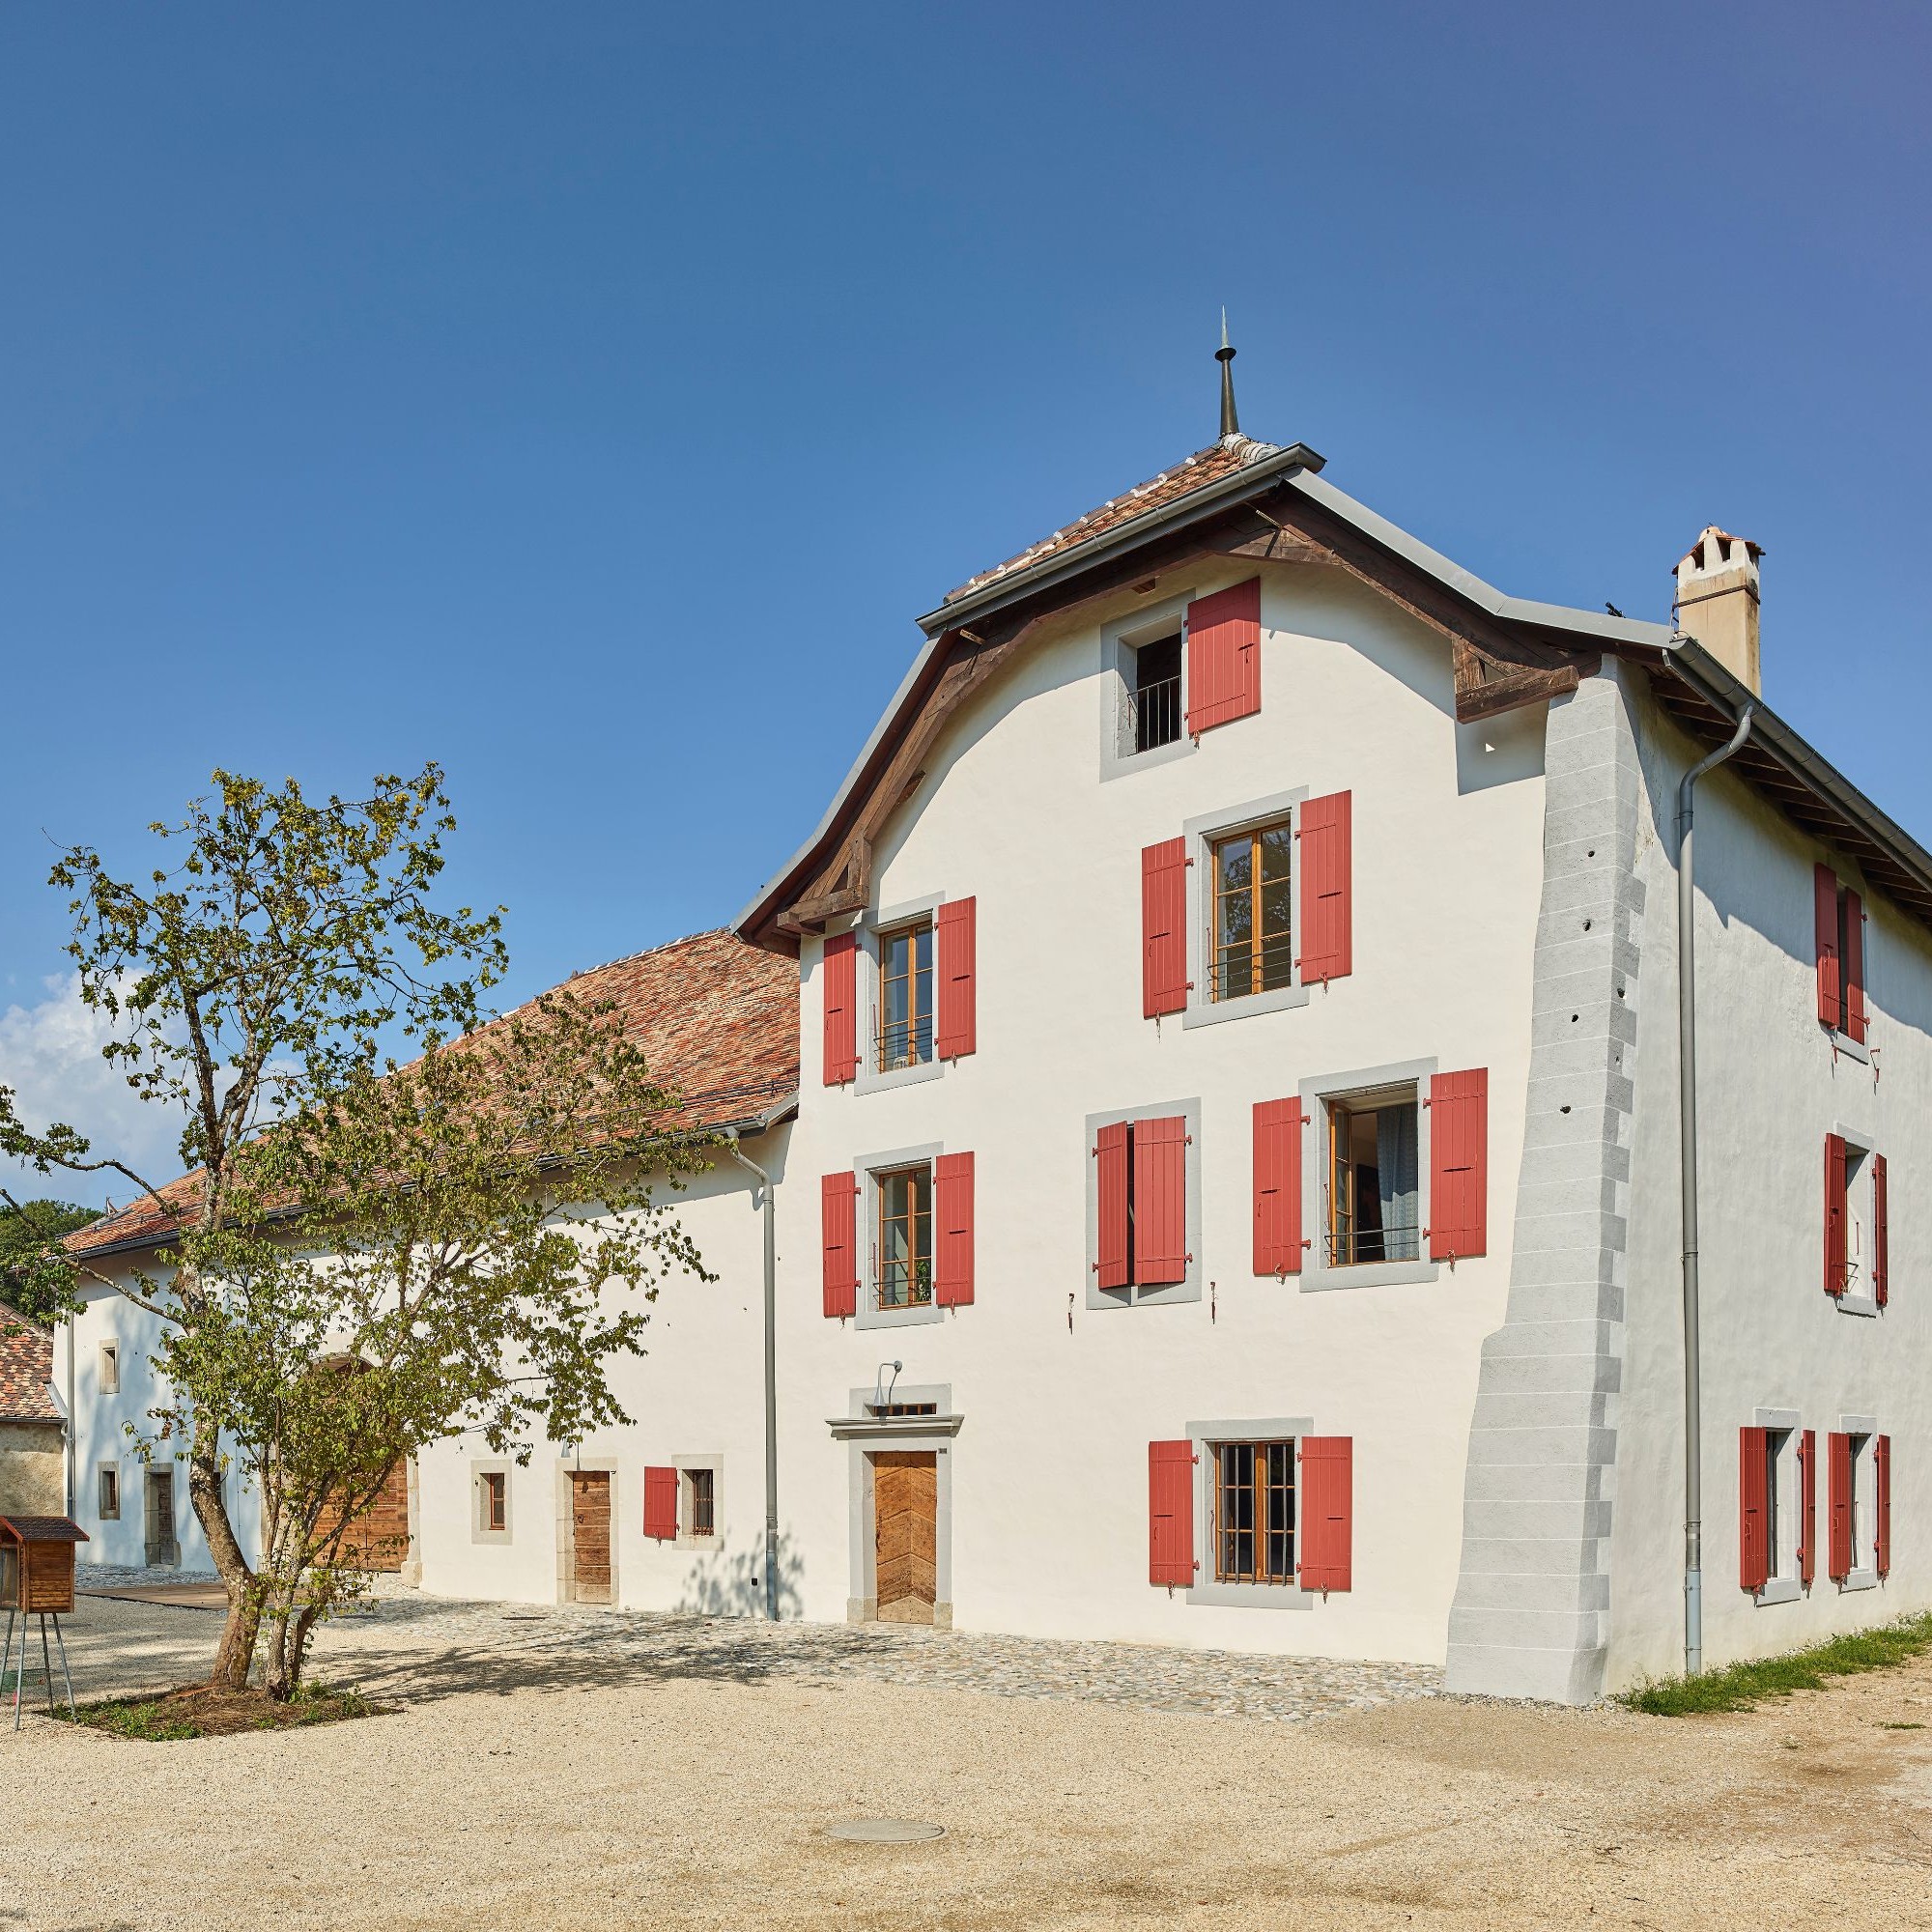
[189,1433,260,1690]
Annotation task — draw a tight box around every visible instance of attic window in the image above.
[1130,633,1183,753]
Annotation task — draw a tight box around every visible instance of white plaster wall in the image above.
[777,562,1550,1660]
[1608,678,1932,1686]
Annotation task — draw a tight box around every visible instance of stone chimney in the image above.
[1673,526,1763,693]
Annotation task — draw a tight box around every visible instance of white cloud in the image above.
[0,973,185,1205]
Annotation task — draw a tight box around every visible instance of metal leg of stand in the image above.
[51,1614,75,1718]
[11,1608,24,1731]
[40,1615,56,1717]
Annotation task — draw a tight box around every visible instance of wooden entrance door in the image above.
[144,1468,179,1568]
[332,1458,411,1573]
[873,1451,936,1624]
[569,1470,612,1605]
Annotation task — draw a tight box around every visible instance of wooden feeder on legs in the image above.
[0,1514,89,1727]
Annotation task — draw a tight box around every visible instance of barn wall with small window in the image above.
[777,559,1549,1662]
[1599,673,1932,1690]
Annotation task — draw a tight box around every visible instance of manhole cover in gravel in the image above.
[824,1819,946,1844]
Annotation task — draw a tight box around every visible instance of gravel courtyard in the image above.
[4,1583,1931,1930]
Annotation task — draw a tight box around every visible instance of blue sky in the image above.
[3,2,1927,1189]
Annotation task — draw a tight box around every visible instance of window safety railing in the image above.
[876,1259,934,1309]
[876,1013,934,1072]
[1128,674,1182,753]
[1326,1224,1422,1266]
[1209,934,1296,1002]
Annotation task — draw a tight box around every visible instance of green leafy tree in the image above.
[0,767,708,1695]
[0,1200,99,1318]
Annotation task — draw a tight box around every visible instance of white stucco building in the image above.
[61,379,1931,1702]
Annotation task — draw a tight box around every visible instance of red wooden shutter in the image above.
[1798,1429,1817,1586]
[643,1464,678,1541]
[1873,1153,1889,1307]
[822,931,859,1085]
[1148,1439,1196,1587]
[934,1151,975,1306]
[1141,838,1189,1017]
[1253,1098,1305,1276]
[1134,1116,1189,1286]
[1094,1122,1130,1290]
[821,1171,859,1319]
[1295,791,1352,984]
[1843,889,1867,1043]
[1815,864,1842,1028]
[1738,1427,1769,1591]
[1427,1069,1489,1262]
[1296,1436,1353,1593]
[1824,1133,1848,1297]
[1876,1435,1891,1577]
[1828,1432,1853,1581]
[1184,578,1261,734]
[935,896,977,1060]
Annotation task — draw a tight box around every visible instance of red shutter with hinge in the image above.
[1135,1116,1189,1286]
[1843,888,1867,1043]
[1427,1069,1489,1262]
[822,931,858,1085]
[1799,1429,1817,1586]
[1184,579,1261,734]
[1296,791,1352,985]
[1739,1427,1769,1591]
[1876,1435,1891,1577]
[1815,864,1842,1029]
[1873,1153,1889,1307]
[643,1465,678,1541]
[1149,1439,1196,1586]
[1828,1432,1852,1581]
[1825,1133,1848,1297]
[821,1171,858,1319]
[1297,1436,1353,1593]
[1094,1122,1130,1291]
[936,896,977,1060]
[1141,838,1189,1017]
[1253,1098,1305,1276]
[934,1151,975,1307]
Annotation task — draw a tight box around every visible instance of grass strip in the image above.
[1621,1611,1932,1716]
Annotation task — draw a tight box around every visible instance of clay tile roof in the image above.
[0,1304,60,1425]
[68,928,798,1260]
[945,435,1283,605]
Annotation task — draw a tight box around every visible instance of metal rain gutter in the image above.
[724,1129,781,1623]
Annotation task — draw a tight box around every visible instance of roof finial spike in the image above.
[1215,310,1239,440]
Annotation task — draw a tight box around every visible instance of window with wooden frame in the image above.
[480,1470,507,1534]
[876,1164,933,1310]
[683,1466,715,1539]
[877,922,935,1071]
[1212,1439,1295,1586]
[1326,1090,1422,1265]
[98,1464,120,1520]
[1208,819,1293,1002]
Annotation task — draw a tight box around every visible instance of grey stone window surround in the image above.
[1831,1118,1884,1319]
[471,1458,513,1546]
[837,1383,955,1628]
[854,894,948,1096]
[97,1461,121,1521]
[1750,1406,1802,1605]
[1180,788,1313,1030]
[99,1339,120,1395]
[1839,1414,1880,1591]
[1083,1097,1203,1310]
[671,1454,724,1549]
[1298,1057,1440,1293]
[1099,588,1199,783]
[1183,1415,1317,1609]
[852,1140,947,1330]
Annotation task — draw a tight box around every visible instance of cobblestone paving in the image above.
[72,1564,1443,1721]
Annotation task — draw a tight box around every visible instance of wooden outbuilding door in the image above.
[144,1468,179,1568]
[873,1452,936,1624]
[333,1459,411,1573]
[568,1470,612,1605]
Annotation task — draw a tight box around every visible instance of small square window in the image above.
[1325,1092,1422,1265]
[685,1466,715,1540]
[1128,632,1183,753]
[1208,819,1293,1002]
[480,1470,508,1534]
[98,1464,120,1520]
[876,1164,933,1310]
[99,1341,120,1394]
[876,923,934,1072]
[1212,1439,1296,1585]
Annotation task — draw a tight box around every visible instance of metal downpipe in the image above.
[1676,696,1754,1678]
[724,1133,781,1622]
